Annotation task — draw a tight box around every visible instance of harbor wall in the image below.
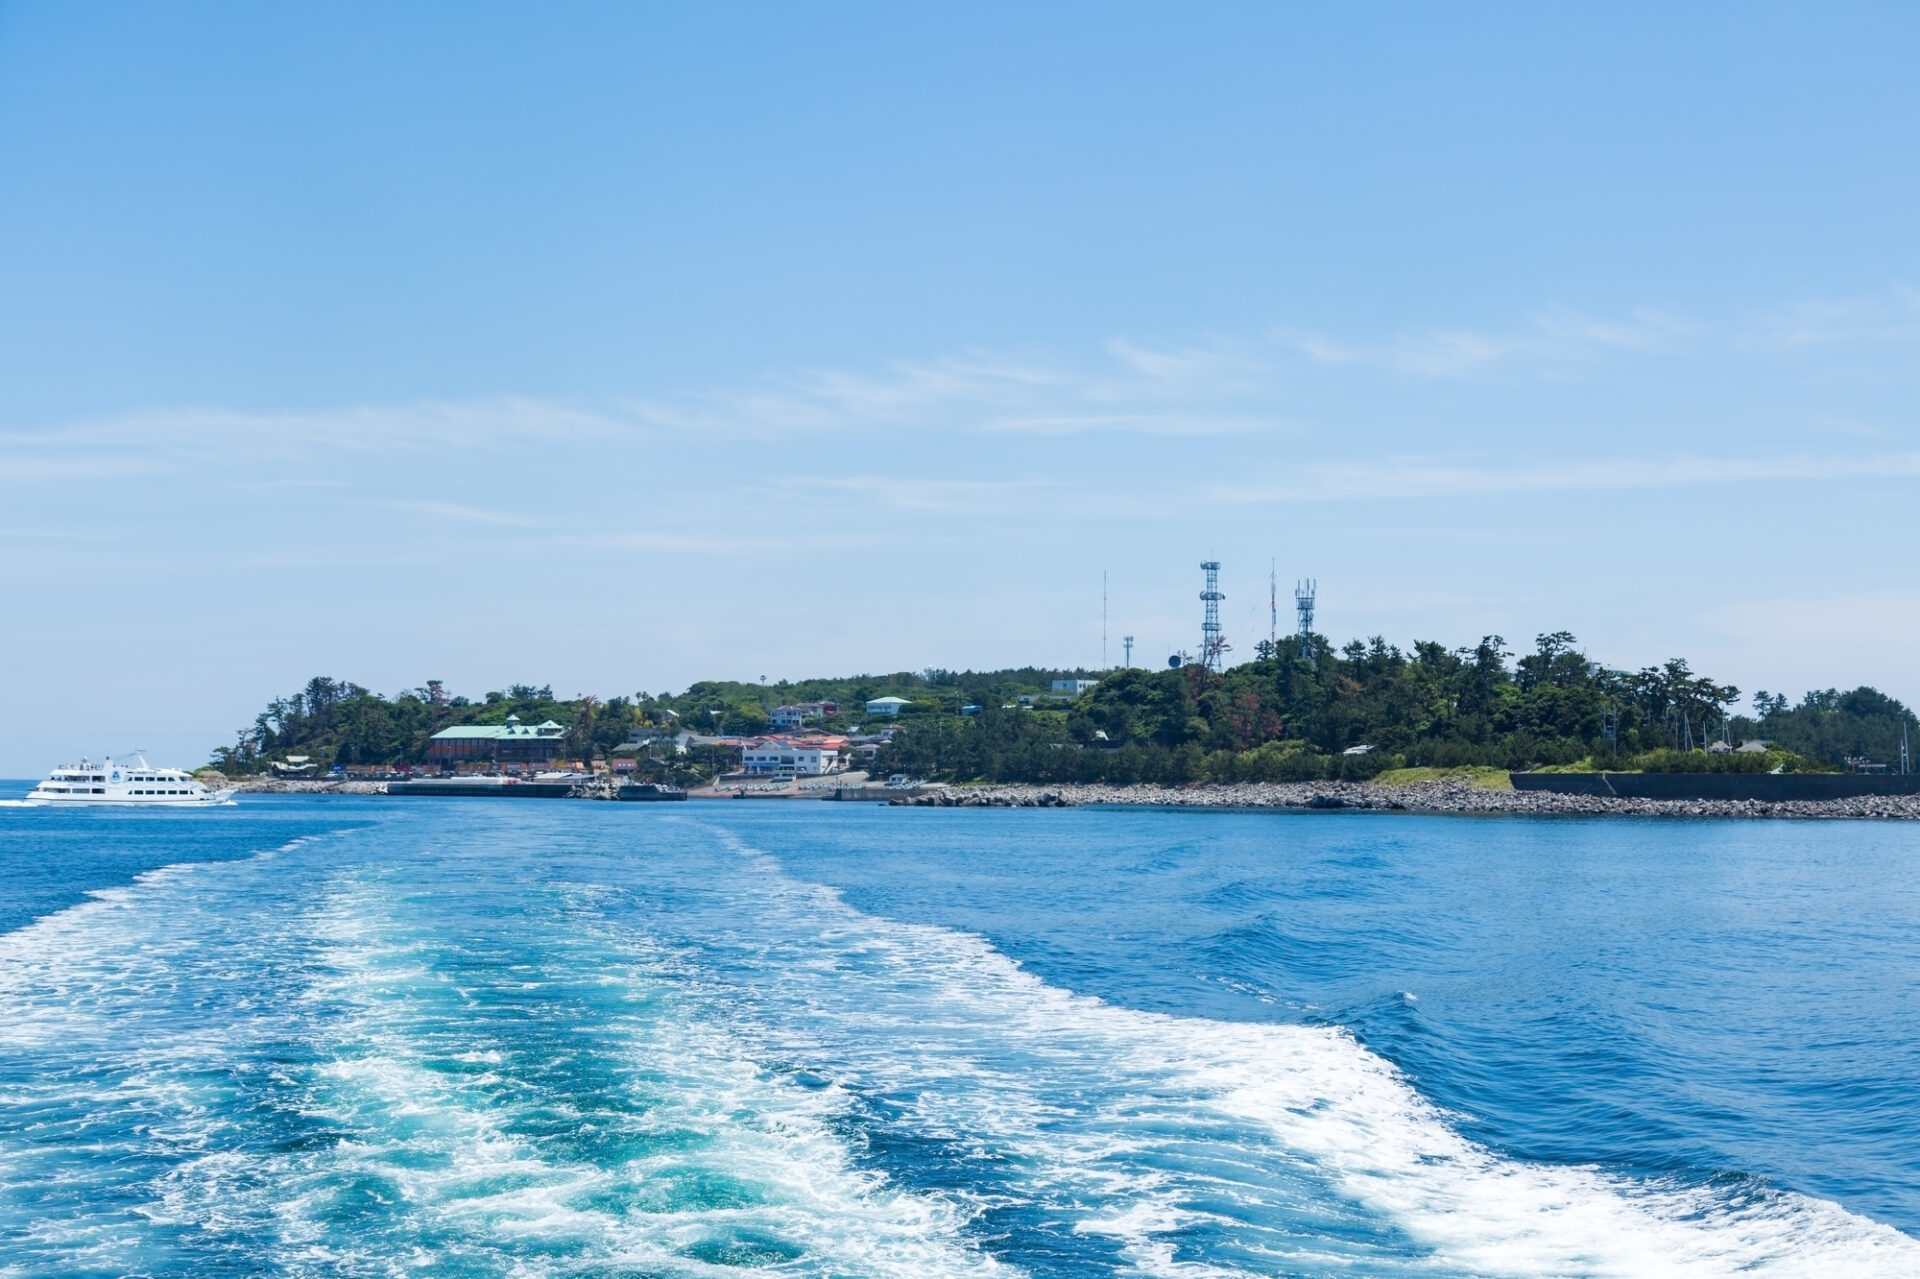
[1509,772,1920,801]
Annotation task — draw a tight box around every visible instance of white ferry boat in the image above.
[21,756,235,807]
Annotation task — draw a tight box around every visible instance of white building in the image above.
[865,696,911,717]
[1051,679,1100,695]
[741,737,842,776]
[769,701,837,731]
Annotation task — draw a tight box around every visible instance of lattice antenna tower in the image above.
[1199,561,1228,672]
[1294,579,1316,647]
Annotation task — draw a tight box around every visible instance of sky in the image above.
[1,2,1917,774]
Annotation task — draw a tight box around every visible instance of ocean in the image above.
[0,793,1915,1276]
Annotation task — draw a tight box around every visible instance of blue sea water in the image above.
[0,793,1916,1276]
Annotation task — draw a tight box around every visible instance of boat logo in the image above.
[110,770,121,782]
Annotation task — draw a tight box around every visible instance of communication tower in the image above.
[1199,562,1228,672]
[1123,636,1134,668]
[1294,579,1316,645]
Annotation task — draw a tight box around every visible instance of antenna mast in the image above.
[1269,559,1278,651]
[1123,635,1134,668]
[1199,561,1228,672]
[1102,570,1108,670]
[1294,579,1316,649]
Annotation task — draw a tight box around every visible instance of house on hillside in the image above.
[769,701,839,731]
[865,696,911,717]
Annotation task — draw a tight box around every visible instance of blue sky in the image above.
[2,3,1917,773]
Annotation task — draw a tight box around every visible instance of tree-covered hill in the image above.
[211,677,596,773]
[210,668,1104,773]
[212,638,1916,783]
[1736,687,1919,772]
[872,633,1918,784]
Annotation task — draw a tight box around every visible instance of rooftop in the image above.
[431,715,567,741]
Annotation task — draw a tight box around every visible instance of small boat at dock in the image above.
[616,782,687,801]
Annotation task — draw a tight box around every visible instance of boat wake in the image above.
[0,817,1911,1276]
[698,825,1919,1277]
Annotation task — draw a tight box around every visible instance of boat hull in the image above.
[17,790,237,808]
[616,785,687,801]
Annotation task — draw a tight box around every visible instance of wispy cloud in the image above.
[378,500,546,527]
[1206,451,1920,503]
[623,351,1068,438]
[1268,289,1920,380]
[3,397,628,457]
[982,412,1278,436]
[0,456,169,483]
[1104,337,1254,382]
[1739,287,1920,348]
[557,529,863,554]
[811,475,1057,512]
[1271,306,1701,379]
[623,338,1293,441]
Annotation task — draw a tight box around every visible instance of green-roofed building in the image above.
[427,714,569,766]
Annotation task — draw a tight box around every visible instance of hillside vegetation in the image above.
[872,633,1913,784]
[213,634,1916,784]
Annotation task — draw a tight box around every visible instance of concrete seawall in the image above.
[1511,772,1920,801]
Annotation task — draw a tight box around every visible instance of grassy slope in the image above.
[1371,765,1515,790]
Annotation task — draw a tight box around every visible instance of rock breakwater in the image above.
[892,779,1920,819]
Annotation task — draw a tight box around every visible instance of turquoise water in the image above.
[1,794,1916,1276]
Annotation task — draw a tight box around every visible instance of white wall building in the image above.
[1051,679,1100,695]
[865,696,911,717]
[741,738,842,776]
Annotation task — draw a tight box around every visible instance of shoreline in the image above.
[230,778,389,795]
[893,779,1920,819]
[225,775,1920,818]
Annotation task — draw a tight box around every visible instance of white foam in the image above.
[236,877,1014,1277]
[4,816,1913,1277]
[699,822,1920,1277]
